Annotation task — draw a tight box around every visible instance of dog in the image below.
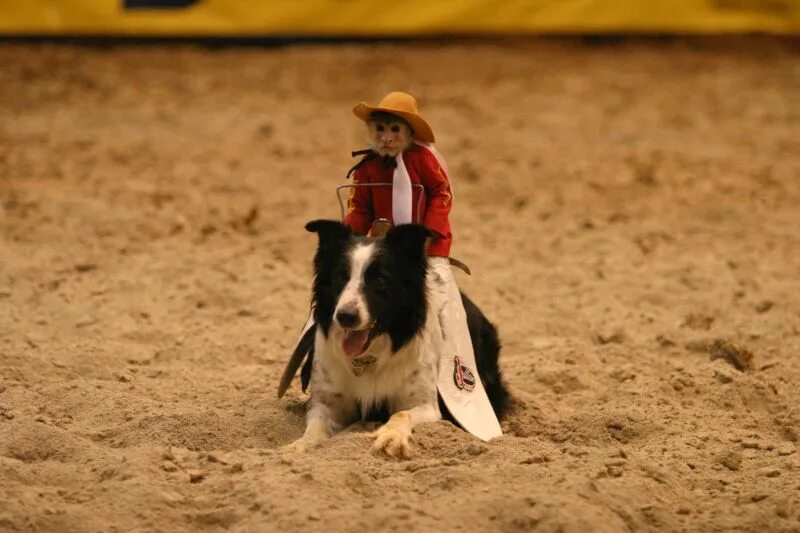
[284,220,509,458]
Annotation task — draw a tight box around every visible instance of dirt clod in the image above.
[718,451,742,471]
[709,340,754,371]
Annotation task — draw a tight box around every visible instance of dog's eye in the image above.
[366,270,389,288]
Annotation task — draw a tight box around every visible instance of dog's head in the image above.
[305,220,432,359]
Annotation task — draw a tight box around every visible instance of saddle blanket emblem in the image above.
[453,355,475,392]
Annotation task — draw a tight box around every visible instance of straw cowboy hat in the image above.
[353,91,435,144]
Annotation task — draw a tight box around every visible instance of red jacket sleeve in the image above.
[343,167,373,235]
[412,149,452,239]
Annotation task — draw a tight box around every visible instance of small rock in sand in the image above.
[709,340,753,371]
[755,300,774,313]
[75,315,97,328]
[684,339,711,353]
[717,451,742,471]
[758,467,780,478]
[466,444,489,456]
[777,445,795,456]
[188,470,206,483]
[714,370,734,384]
[656,334,676,348]
[682,313,715,331]
[74,263,98,273]
[207,451,230,465]
[520,454,550,465]
[593,328,626,345]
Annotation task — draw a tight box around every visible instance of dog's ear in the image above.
[384,224,434,261]
[305,220,350,246]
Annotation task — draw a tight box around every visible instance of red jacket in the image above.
[344,144,453,257]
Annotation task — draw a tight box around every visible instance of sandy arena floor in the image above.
[1,37,799,532]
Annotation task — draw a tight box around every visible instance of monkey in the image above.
[366,111,413,157]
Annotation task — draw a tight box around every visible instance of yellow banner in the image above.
[1,0,798,36]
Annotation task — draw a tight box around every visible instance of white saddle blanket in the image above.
[427,257,502,442]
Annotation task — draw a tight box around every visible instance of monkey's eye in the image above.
[376,124,384,132]
[391,125,400,133]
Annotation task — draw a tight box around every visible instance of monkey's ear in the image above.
[305,220,350,246]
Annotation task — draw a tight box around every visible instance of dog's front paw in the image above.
[282,421,331,454]
[281,437,314,454]
[371,425,412,459]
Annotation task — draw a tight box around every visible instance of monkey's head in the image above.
[367,111,413,157]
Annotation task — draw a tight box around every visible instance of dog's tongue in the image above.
[343,330,370,359]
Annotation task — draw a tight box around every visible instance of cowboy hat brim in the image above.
[353,102,435,144]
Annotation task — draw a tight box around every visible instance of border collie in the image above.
[285,220,509,458]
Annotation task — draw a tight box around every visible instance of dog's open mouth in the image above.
[342,323,377,359]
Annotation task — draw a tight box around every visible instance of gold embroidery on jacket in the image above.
[436,166,452,206]
[346,185,356,215]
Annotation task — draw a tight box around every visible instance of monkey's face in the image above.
[367,119,412,157]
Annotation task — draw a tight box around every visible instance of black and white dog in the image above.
[285,220,509,457]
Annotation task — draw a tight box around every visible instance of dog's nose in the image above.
[335,308,360,329]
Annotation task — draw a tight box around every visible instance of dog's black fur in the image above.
[302,220,510,421]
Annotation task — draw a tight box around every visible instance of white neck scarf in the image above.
[392,140,451,225]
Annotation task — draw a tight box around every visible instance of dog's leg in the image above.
[284,404,335,453]
[371,403,440,459]
[284,395,354,453]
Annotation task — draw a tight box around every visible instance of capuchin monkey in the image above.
[367,111,413,157]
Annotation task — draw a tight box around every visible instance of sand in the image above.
[1,37,799,532]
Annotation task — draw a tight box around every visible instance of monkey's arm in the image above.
[415,150,453,241]
[344,168,374,235]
